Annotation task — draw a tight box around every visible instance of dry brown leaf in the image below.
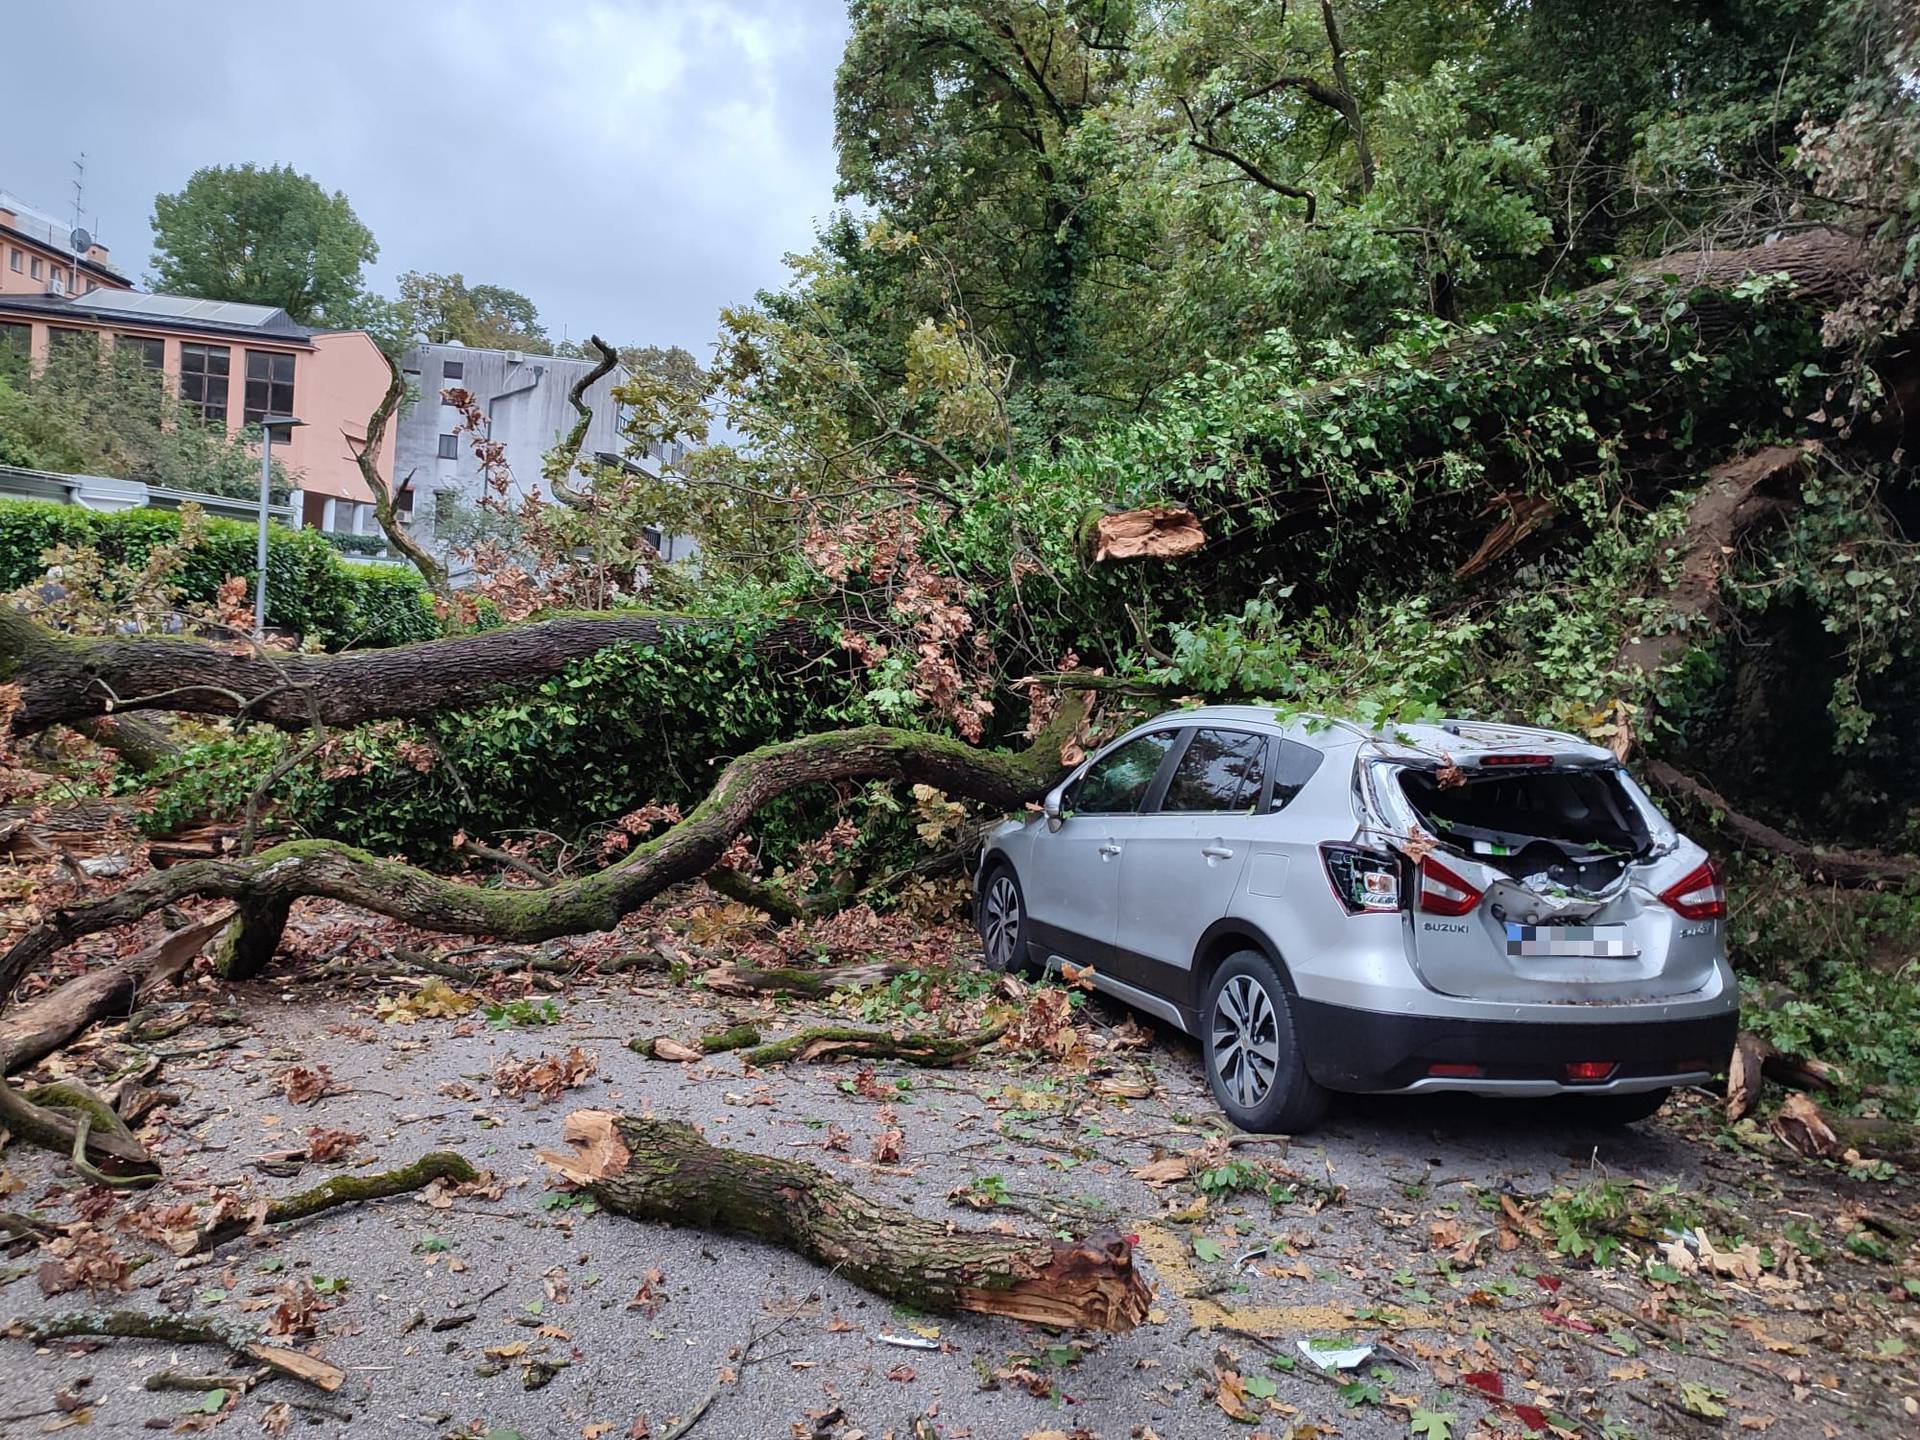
[650,1037,703,1063]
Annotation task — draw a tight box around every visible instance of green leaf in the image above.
[1193,1236,1226,1262]
[1243,1373,1278,1400]
[1679,1382,1728,1418]
[1410,1409,1458,1439]
[200,1389,229,1413]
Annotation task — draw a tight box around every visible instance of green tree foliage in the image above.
[0,341,292,501]
[0,499,437,650]
[149,163,378,325]
[395,271,552,352]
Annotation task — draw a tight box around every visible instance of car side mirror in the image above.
[1043,783,1066,832]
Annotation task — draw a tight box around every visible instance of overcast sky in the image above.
[2,0,849,357]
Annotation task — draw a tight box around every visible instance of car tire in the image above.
[976,862,1033,974]
[1564,1087,1671,1127]
[1203,949,1328,1134]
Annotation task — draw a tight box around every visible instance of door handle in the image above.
[1098,842,1122,857]
[1202,845,1235,860]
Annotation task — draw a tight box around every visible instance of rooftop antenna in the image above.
[70,154,86,234]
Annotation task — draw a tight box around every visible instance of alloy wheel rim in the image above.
[1211,974,1282,1107]
[983,875,1019,968]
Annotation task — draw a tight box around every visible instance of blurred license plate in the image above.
[1505,923,1637,958]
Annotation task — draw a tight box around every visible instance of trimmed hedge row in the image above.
[0,498,440,650]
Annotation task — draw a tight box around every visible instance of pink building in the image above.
[0,287,390,531]
[0,190,130,299]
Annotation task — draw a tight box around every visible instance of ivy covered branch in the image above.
[0,700,1083,1003]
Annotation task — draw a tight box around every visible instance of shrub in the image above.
[0,498,436,649]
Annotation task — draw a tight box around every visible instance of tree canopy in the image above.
[148,163,378,326]
[395,270,552,352]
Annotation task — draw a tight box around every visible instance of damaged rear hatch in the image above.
[1357,722,1724,1004]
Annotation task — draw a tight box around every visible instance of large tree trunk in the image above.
[0,607,829,735]
[1615,444,1816,683]
[0,707,1081,1001]
[542,1112,1152,1331]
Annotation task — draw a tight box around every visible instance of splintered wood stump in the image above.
[542,1112,1152,1332]
[1090,505,1206,562]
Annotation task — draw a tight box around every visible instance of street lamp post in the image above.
[254,415,305,638]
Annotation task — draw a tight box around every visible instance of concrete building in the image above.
[396,339,687,570]
[0,287,390,531]
[0,190,130,299]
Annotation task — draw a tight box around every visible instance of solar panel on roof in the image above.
[78,290,284,327]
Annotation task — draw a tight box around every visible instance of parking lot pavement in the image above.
[1,978,1914,1438]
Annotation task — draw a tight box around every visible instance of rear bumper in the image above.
[1294,998,1739,1096]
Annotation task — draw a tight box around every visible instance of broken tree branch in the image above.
[740,1023,1006,1068]
[0,606,830,735]
[0,700,1086,1001]
[547,335,621,511]
[1645,762,1920,888]
[356,351,450,595]
[5,1311,345,1392]
[541,1112,1152,1330]
[192,1150,478,1252]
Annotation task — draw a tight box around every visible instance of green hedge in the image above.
[0,498,439,649]
[318,529,389,556]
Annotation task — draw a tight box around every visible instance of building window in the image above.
[7,249,19,273]
[437,433,459,460]
[0,322,30,381]
[442,359,464,380]
[46,327,93,359]
[29,257,42,280]
[179,343,231,422]
[243,350,295,424]
[117,334,166,371]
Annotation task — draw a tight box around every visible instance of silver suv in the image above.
[976,707,1738,1132]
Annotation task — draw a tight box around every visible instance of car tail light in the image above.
[1478,753,1553,768]
[1564,1061,1617,1082]
[1321,844,1402,915]
[1417,856,1483,916]
[1660,859,1726,920]
[1428,1062,1485,1079]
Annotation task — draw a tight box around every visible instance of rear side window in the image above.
[1162,728,1268,812]
[1071,730,1177,814]
[1268,738,1324,811]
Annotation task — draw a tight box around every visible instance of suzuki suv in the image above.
[975,708,1738,1132]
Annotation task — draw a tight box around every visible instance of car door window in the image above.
[1069,730,1178,814]
[1161,728,1269,812]
[1268,738,1325,812]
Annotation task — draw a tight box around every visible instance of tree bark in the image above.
[4,1312,346,1392]
[191,1150,476,1252]
[0,909,230,1074]
[1644,761,1920,887]
[0,606,828,735]
[0,966,136,1076]
[75,713,180,773]
[739,1023,1005,1068]
[541,1112,1152,1331]
[700,962,906,999]
[548,335,621,510]
[357,350,450,595]
[213,895,294,981]
[1616,445,1815,681]
[0,704,1084,1003]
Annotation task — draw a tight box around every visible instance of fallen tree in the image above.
[541,1111,1152,1330]
[0,705,1082,1001]
[0,607,830,735]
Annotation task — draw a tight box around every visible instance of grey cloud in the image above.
[2,0,848,356]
